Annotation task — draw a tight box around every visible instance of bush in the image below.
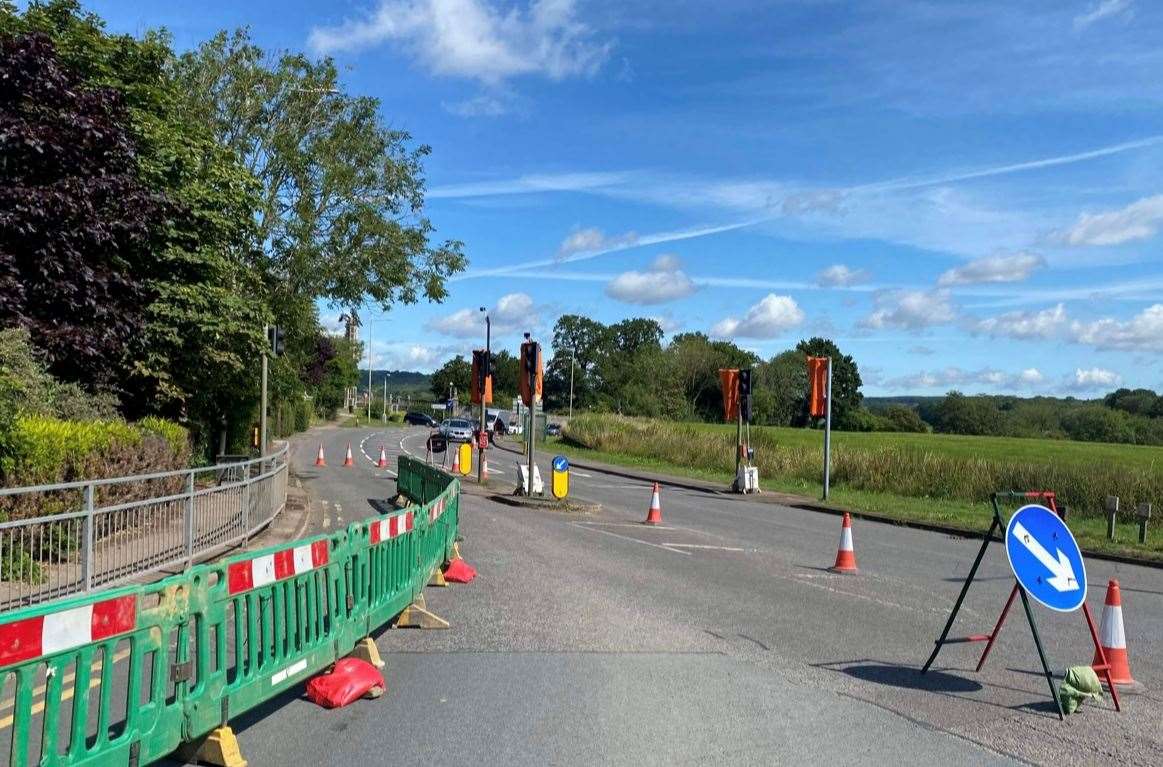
[0,415,190,521]
[295,400,312,432]
[388,411,404,423]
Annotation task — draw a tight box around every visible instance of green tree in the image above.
[794,337,863,427]
[753,349,809,426]
[174,29,466,319]
[882,404,928,433]
[430,356,471,402]
[932,392,1005,436]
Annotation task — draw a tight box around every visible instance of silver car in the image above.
[440,418,474,442]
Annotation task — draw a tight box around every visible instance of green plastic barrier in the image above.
[0,459,459,767]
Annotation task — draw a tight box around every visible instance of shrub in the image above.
[295,400,312,432]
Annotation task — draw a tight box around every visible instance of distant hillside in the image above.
[358,369,432,394]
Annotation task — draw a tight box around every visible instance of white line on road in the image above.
[571,523,691,555]
[575,521,679,530]
[661,543,749,552]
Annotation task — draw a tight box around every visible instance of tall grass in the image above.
[564,414,1162,517]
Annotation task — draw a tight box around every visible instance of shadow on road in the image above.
[815,660,983,693]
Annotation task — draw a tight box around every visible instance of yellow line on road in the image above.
[0,647,132,720]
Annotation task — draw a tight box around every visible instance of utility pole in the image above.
[568,348,576,421]
[382,375,387,422]
[260,324,269,456]
[823,356,833,500]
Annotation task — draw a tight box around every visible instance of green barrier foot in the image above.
[350,637,386,669]
[176,725,248,767]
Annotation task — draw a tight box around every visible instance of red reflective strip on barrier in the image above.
[369,520,383,544]
[227,561,254,595]
[91,595,136,641]
[405,511,414,532]
[273,549,295,580]
[0,616,44,666]
[389,515,400,538]
[311,540,328,567]
[369,513,413,545]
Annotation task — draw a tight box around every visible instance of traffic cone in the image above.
[377,444,388,468]
[451,446,460,474]
[314,443,326,467]
[829,513,858,574]
[643,483,662,525]
[343,443,354,467]
[1092,579,1135,685]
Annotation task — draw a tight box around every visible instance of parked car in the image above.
[545,422,562,436]
[440,418,474,442]
[404,411,437,427]
[508,417,523,436]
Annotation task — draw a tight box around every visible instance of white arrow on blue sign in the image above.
[552,455,569,472]
[1004,504,1087,612]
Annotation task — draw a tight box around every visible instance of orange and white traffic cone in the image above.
[451,446,460,474]
[1092,579,1136,685]
[315,443,326,467]
[643,482,662,525]
[829,512,858,574]
[343,443,354,467]
[377,444,388,468]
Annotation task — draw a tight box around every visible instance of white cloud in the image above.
[1074,0,1134,31]
[442,93,509,117]
[604,254,697,305]
[1070,367,1122,390]
[882,366,1046,391]
[1070,304,1163,352]
[711,294,804,338]
[1055,194,1163,246]
[861,290,956,330]
[937,251,1046,287]
[817,264,870,287]
[971,303,1068,340]
[308,0,612,86]
[427,291,538,337]
[649,313,682,334]
[558,227,638,260]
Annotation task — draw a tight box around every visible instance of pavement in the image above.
[215,424,1163,766]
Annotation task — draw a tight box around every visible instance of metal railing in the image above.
[0,446,289,610]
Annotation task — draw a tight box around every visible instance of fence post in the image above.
[82,483,94,592]
[242,474,251,545]
[1105,496,1119,541]
[185,470,196,566]
[1137,502,1151,545]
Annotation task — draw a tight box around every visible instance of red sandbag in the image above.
[306,658,385,709]
[443,557,476,583]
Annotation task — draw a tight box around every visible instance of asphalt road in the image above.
[229,424,1163,766]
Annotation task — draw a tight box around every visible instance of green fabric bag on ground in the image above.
[1059,666,1103,714]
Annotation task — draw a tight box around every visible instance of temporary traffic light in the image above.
[807,356,829,418]
[739,368,752,423]
[719,368,739,422]
[471,349,493,405]
[519,340,543,407]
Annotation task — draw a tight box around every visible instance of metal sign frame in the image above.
[921,491,1122,718]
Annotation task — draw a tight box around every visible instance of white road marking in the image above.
[571,522,691,555]
[571,470,593,478]
[575,521,679,530]
[661,543,749,552]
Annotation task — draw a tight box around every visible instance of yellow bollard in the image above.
[458,442,472,476]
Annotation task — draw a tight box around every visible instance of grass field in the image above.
[558,414,1163,561]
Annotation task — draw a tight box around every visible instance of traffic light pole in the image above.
[260,324,269,458]
[478,317,490,484]
[823,356,833,500]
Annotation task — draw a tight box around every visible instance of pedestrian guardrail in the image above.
[0,447,289,610]
[0,455,459,767]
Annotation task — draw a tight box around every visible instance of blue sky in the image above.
[92,0,1163,396]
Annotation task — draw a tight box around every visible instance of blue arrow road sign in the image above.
[1005,504,1087,612]
[552,455,569,472]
